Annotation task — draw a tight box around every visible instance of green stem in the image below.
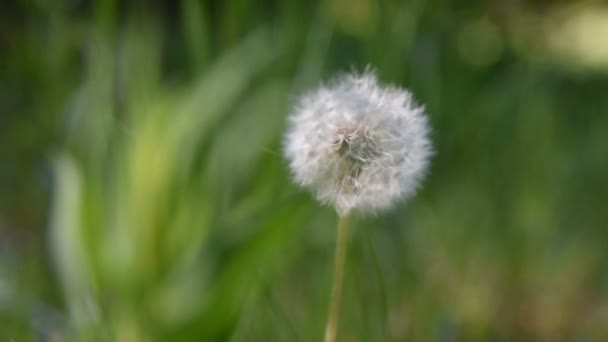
[324,214,351,342]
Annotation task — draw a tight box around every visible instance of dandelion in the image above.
[283,70,432,342]
[284,70,431,216]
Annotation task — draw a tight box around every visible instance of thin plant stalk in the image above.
[324,214,351,342]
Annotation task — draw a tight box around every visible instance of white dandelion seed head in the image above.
[283,70,432,215]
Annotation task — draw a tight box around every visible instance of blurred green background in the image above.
[2,0,608,340]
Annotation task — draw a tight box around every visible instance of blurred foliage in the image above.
[1,0,608,341]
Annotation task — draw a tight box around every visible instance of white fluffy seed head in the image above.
[283,70,432,216]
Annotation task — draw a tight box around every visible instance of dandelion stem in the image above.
[324,214,351,342]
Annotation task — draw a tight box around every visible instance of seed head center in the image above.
[332,127,379,193]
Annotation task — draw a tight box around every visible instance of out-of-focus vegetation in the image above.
[2,0,608,341]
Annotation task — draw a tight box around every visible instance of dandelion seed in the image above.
[284,70,432,215]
